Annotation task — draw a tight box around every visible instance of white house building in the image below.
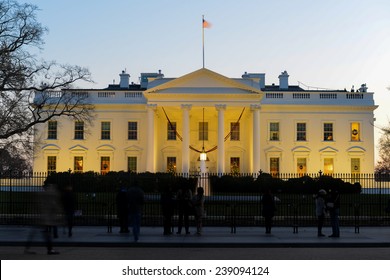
[32,68,378,175]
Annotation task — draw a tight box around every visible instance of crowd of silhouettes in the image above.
[117,184,342,238]
[157,185,205,236]
[23,177,346,255]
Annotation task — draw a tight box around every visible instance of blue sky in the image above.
[28,0,390,160]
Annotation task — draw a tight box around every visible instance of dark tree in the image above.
[0,0,94,171]
[375,123,390,174]
[0,147,30,174]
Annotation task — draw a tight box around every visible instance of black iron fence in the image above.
[1,172,390,230]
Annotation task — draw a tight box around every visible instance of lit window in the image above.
[167,157,176,173]
[47,156,57,173]
[323,123,333,141]
[297,158,307,175]
[128,157,137,172]
[296,123,306,141]
[230,122,240,141]
[48,121,57,139]
[230,157,240,174]
[324,158,334,175]
[101,122,111,140]
[269,122,279,141]
[167,122,177,140]
[128,122,138,140]
[351,158,360,175]
[100,157,110,174]
[199,122,208,141]
[270,158,280,176]
[74,121,84,140]
[74,156,83,172]
[351,122,360,141]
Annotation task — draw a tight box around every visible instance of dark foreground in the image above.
[1,225,390,260]
[1,246,390,260]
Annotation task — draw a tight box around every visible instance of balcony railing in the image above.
[263,91,374,106]
[34,90,147,105]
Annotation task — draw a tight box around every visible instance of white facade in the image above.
[33,68,377,175]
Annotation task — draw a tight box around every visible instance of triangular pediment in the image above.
[145,68,262,95]
[319,146,338,154]
[69,144,88,152]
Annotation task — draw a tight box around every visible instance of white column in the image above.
[251,104,261,175]
[215,104,226,175]
[181,104,192,175]
[146,104,157,172]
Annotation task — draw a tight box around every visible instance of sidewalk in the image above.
[1,225,390,248]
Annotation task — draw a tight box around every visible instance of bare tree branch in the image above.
[0,0,94,171]
[375,87,390,173]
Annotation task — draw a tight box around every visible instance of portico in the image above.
[143,68,263,174]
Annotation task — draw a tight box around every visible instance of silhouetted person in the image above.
[161,186,175,235]
[116,186,129,233]
[25,183,62,255]
[176,185,192,234]
[127,184,144,242]
[62,185,76,237]
[192,187,205,235]
[262,189,276,234]
[315,189,327,237]
[327,190,340,237]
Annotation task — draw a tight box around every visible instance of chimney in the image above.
[119,70,130,88]
[278,70,289,90]
[242,72,266,89]
[157,69,164,79]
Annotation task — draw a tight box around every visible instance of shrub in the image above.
[44,171,198,193]
[209,173,361,194]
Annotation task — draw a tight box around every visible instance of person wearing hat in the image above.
[315,189,327,237]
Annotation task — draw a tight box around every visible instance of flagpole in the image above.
[202,15,205,68]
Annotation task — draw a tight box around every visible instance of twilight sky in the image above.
[28,0,390,161]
